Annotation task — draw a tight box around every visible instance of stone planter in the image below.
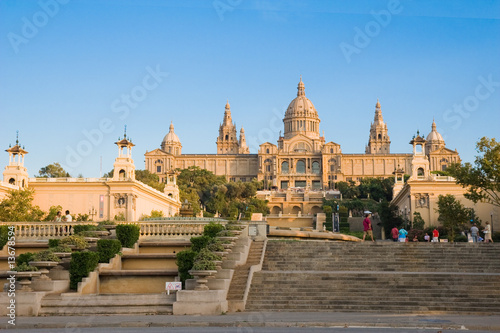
[53,252,72,259]
[213,260,223,270]
[16,271,42,292]
[28,261,59,280]
[188,270,218,291]
[102,225,116,231]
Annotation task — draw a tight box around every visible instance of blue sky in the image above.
[0,0,499,177]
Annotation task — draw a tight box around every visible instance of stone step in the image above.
[39,293,175,316]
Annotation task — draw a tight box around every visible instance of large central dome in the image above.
[285,77,318,118]
[283,77,320,140]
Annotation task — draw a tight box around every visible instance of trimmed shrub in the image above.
[60,235,88,249]
[97,239,122,263]
[115,224,140,248]
[48,239,60,248]
[175,250,196,284]
[17,252,35,266]
[32,250,61,262]
[203,222,225,238]
[0,225,9,250]
[51,245,72,253]
[454,235,468,242]
[73,225,93,235]
[190,235,211,253]
[69,251,99,290]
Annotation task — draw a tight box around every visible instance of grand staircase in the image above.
[246,241,500,313]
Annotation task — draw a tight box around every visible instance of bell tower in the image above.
[3,132,29,188]
[366,99,391,154]
[164,170,180,202]
[409,132,430,181]
[113,126,136,181]
[216,100,240,154]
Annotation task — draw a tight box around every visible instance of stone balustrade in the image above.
[0,220,227,240]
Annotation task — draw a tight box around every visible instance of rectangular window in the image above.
[312,181,321,190]
[295,180,306,188]
[156,166,161,173]
[281,181,288,190]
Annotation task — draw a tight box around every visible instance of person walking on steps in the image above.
[483,222,494,243]
[362,212,375,242]
[470,223,479,243]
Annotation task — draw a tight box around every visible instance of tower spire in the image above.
[297,76,305,97]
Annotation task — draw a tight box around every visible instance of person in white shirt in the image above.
[65,210,72,222]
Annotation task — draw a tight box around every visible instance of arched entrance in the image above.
[271,206,281,215]
[291,206,301,215]
[310,206,322,215]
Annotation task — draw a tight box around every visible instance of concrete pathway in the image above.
[2,311,500,331]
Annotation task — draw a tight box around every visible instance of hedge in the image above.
[69,251,99,290]
[175,250,196,285]
[115,224,140,248]
[0,225,8,250]
[190,235,211,253]
[203,222,225,238]
[48,239,60,248]
[17,252,35,266]
[97,239,122,263]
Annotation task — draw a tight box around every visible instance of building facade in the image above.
[146,78,460,189]
[1,133,181,221]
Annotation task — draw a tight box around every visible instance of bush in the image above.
[13,262,38,272]
[192,258,216,271]
[115,224,140,248]
[17,252,35,266]
[73,225,92,234]
[48,239,60,248]
[0,225,9,250]
[60,235,88,249]
[175,250,196,284]
[217,230,235,237]
[195,248,222,262]
[32,250,61,262]
[203,222,225,238]
[69,251,99,290]
[207,240,225,252]
[51,245,72,253]
[454,235,468,242]
[97,239,122,263]
[408,229,425,242]
[190,235,211,253]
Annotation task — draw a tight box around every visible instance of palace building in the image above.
[145,78,460,191]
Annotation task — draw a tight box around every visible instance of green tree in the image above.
[447,137,500,208]
[43,205,63,221]
[412,212,425,230]
[378,200,403,238]
[436,194,470,242]
[0,188,45,221]
[37,163,70,178]
[135,169,165,191]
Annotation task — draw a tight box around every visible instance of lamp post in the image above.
[89,207,97,221]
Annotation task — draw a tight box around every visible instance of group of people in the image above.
[469,222,493,243]
[362,211,494,243]
[53,210,72,222]
[391,228,439,243]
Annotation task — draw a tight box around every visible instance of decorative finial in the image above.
[16,130,19,145]
[417,129,420,136]
[124,125,127,138]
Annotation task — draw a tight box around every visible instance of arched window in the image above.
[312,161,320,174]
[330,148,333,153]
[266,148,269,154]
[119,169,126,180]
[417,168,424,177]
[8,178,15,185]
[225,134,228,140]
[378,134,382,140]
[281,161,289,174]
[296,160,306,174]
